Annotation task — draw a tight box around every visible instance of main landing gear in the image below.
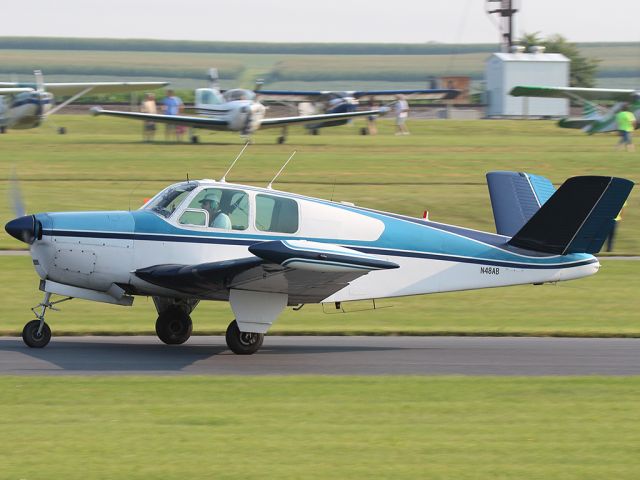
[22,292,72,348]
[155,307,193,345]
[225,320,264,355]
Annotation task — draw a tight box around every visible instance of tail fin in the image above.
[486,171,556,237]
[508,176,634,255]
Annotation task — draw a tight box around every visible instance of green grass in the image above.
[1,256,638,336]
[1,376,639,479]
[2,116,638,252]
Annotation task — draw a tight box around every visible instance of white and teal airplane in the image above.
[510,86,640,134]
[6,170,632,354]
[0,70,168,134]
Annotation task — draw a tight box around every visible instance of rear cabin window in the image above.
[184,188,249,230]
[255,194,299,234]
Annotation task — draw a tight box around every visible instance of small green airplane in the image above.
[510,86,639,134]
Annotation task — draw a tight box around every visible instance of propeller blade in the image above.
[9,168,25,218]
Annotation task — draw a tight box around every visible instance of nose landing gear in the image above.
[22,292,72,348]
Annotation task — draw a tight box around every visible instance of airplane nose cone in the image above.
[5,215,36,244]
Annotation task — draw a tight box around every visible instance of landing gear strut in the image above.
[155,307,192,345]
[22,292,72,348]
[225,320,264,355]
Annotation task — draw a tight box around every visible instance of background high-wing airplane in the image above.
[510,86,640,134]
[92,70,387,144]
[5,169,632,354]
[256,86,460,133]
[0,70,168,134]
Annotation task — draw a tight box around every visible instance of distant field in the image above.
[2,376,639,479]
[1,40,637,89]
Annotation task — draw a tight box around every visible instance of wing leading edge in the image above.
[510,86,637,102]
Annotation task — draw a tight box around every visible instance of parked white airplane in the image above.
[0,70,168,134]
[91,70,385,143]
[6,163,632,354]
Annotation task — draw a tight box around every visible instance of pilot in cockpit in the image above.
[199,194,231,229]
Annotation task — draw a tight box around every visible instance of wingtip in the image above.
[89,106,103,116]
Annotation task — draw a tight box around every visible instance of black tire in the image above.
[360,127,368,136]
[155,308,192,345]
[311,129,319,136]
[0,126,6,134]
[191,135,199,144]
[58,127,67,135]
[225,320,264,355]
[277,136,285,144]
[22,320,52,348]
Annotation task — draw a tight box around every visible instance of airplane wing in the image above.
[134,240,398,304]
[258,89,459,102]
[90,107,229,131]
[0,82,169,96]
[259,108,386,129]
[510,86,637,102]
[0,87,34,94]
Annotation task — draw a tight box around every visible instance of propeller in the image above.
[34,70,45,93]
[5,168,37,245]
[208,68,220,91]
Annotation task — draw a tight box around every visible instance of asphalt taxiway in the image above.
[0,336,638,376]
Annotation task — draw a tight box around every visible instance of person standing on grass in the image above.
[140,93,157,142]
[606,201,627,252]
[162,89,183,142]
[394,94,410,135]
[615,104,636,152]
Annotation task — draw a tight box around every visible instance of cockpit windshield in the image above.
[223,89,256,102]
[143,182,197,218]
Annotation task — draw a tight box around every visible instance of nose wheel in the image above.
[225,320,264,355]
[22,320,51,348]
[22,292,72,348]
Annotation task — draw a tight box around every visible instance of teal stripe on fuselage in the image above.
[39,203,595,268]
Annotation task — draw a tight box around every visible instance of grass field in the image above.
[1,117,638,336]
[1,376,639,479]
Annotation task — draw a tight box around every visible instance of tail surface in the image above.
[486,171,556,237]
[508,176,634,255]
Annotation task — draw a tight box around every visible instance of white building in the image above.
[485,49,570,117]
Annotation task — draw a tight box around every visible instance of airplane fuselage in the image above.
[25,180,599,306]
[0,92,54,130]
[195,100,266,134]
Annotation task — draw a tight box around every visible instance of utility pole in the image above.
[487,0,518,52]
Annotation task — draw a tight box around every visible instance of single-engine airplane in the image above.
[91,70,386,144]
[256,86,460,134]
[510,85,640,134]
[5,167,632,354]
[0,70,168,134]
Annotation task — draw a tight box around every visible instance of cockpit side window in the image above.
[187,188,249,230]
[144,183,196,218]
[255,194,299,234]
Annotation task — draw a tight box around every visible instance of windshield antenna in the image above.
[267,151,296,189]
[221,141,249,183]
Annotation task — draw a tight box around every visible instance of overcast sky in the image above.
[3,0,640,44]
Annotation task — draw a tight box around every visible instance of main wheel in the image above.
[22,320,52,348]
[190,135,199,144]
[58,127,67,135]
[155,308,192,345]
[277,136,286,144]
[225,320,264,355]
